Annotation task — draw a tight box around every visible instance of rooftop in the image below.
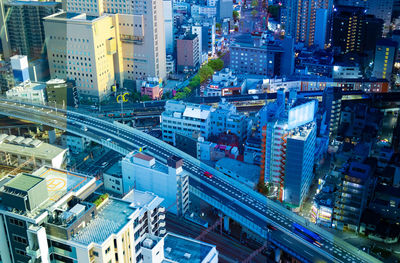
[33,167,94,203]
[0,134,66,160]
[163,233,216,263]
[123,189,163,212]
[134,153,154,161]
[4,173,43,192]
[72,199,136,245]
[215,158,259,185]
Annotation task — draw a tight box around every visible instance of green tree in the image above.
[251,9,258,17]
[251,0,258,8]
[188,74,201,89]
[208,58,224,71]
[130,92,141,102]
[233,10,239,20]
[183,86,192,95]
[141,95,152,101]
[173,92,186,100]
[198,65,214,83]
[216,22,222,30]
[162,91,172,100]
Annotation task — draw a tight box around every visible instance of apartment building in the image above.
[0,166,167,263]
[333,162,374,231]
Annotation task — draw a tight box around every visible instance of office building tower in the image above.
[163,0,174,54]
[332,6,383,54]
[337,0,393,34]
[192,26,204,63]
[10,55,29,83]
[322,86,342,139]
[314,8,328,49]
[0,167,167,263]
[121,153,190,216]
[372,38,398,80]
[44,12,121,103]
[3,1,61,60]
[176,33,200,73]
[280,0,333,46]
[192,17,216,57]
[230,34,294,77]
[64,0,167,85]
[368,0,393,34]
[217,0,233,21]
[259,90,316,208]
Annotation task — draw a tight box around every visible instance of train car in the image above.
[292,223,322,247]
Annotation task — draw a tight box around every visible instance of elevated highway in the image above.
[0,99,382,263]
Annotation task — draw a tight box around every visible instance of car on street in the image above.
[204,171,213,178]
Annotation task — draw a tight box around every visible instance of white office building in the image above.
[161,100,212,144]
[6,81,47,105]
[121,152,189,216]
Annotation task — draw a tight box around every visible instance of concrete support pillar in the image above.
[48,129,56,144]
[274,248,281,263]
[223,216,230,232]
[17,127,21,136]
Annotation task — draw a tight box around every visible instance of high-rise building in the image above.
[163,0,174,54]
[337,0,393,34]
[0,167,168,263]
[333,162,373,231]
[372,38,398,80]
[259,89,316,208]
[64,0,166,87]
[192,17,216,57]
[2,1,61,60]
[217,0,233,21]
[176,33,200,73]
[332,6,383,54]
[280,0,333,46]
[230,34,294,77]
[322,86,342,139]
[44,13,121,103]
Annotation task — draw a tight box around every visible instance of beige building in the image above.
[44,13,121,102]
[49,0,166,102]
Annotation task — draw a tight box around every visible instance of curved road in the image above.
[0,99,381,263]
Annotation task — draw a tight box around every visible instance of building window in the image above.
[12,234,27,245]
[9,218,24,227]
